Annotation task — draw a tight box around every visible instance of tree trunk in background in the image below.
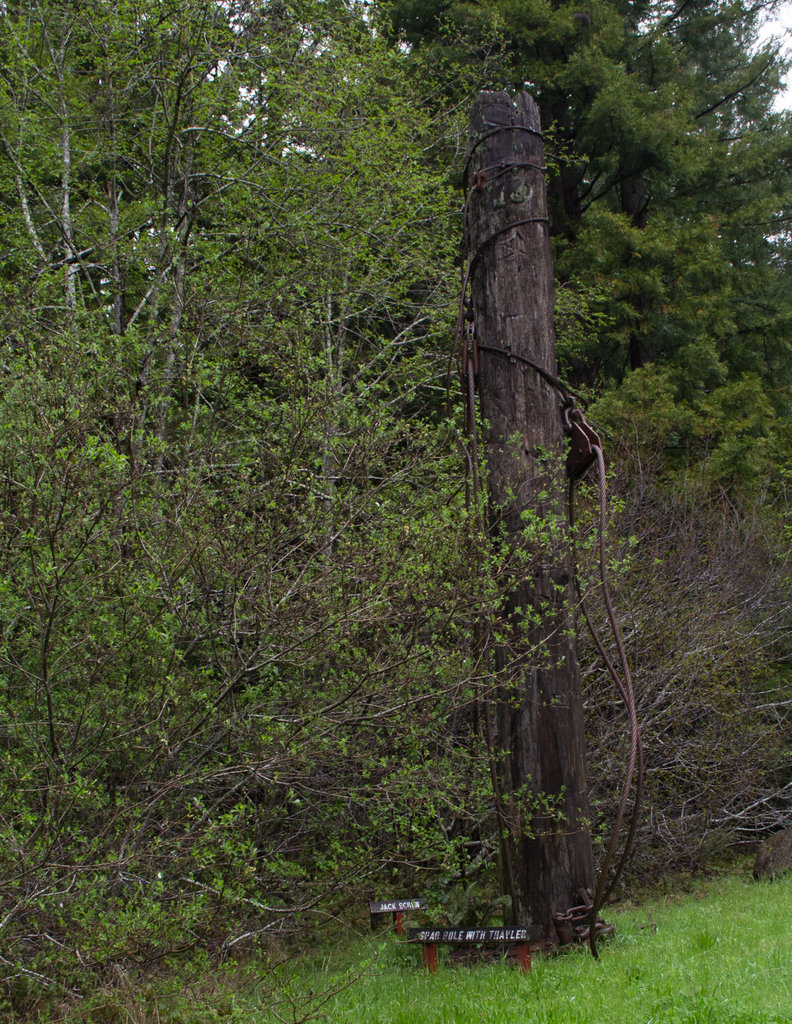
[620,170,650,370]
[467,91,593,939]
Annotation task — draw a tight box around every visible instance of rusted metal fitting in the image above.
[563,399,601,481]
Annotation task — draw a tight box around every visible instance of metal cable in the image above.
[570,444,643,956]
[462,123,545,188]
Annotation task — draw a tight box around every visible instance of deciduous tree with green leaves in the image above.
[0,0,500,1007]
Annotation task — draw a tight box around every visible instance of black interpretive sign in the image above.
[408,927,528,944]
[369,899,427,914]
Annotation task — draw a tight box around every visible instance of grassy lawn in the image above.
[67,869,792,1024]
[258,871,792,1024]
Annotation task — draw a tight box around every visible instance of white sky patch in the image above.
[759,3,792,108]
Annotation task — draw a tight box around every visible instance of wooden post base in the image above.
[422,943,438,973]
[514,941,530,973]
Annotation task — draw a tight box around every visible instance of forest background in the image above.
[3,0,792,1013]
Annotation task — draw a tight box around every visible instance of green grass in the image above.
[71,870,792,1024]
[258,872,792,1024]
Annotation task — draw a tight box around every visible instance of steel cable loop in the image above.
[593,442,643,896]
[572,444,643,957]
[462,123,545,189]
[568,440,644,904]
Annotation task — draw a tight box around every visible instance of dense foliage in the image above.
[2,0,792,1014]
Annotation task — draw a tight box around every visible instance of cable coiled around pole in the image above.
[567,423,644,956]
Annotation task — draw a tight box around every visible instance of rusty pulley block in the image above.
[563,399,601,481]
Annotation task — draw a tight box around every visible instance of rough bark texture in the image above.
[467,91,593,938]
[620,170,650,369]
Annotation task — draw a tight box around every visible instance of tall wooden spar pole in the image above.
[466,92,594,938]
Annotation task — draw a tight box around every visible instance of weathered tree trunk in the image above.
[467,91,593,939]
[620,169,650,370]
